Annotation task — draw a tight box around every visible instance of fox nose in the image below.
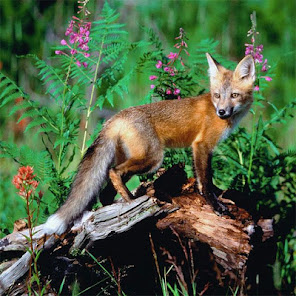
[218,109,226,116]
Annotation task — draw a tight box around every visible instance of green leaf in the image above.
[24,118,47,133]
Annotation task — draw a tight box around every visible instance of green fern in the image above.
[0,72,28,107]
[0,2,153,210]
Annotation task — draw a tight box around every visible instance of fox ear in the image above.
[234,55,255,82]
[206,53,221,77]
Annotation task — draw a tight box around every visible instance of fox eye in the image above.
[231,93,239,98]
[214,93,220,98]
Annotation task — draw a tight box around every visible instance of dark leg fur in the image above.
[192,142,230,216]
[100,176,132,206]
[100,181,117,206]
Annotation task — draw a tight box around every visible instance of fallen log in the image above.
[0,195,176,294]
[0,165,274,295]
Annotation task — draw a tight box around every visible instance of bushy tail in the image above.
[44,134,116,235]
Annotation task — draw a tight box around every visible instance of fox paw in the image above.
[214,199,234,218]
[206,192,234,218]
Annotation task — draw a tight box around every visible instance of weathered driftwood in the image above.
[0,166,274,295]
[71,195,177,251]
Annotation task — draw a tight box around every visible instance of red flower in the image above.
[12,166,39,198]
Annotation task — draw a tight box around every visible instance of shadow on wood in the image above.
[0,164,274,295]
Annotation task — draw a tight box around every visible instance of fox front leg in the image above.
[192,141,228,214]
[192,141,214,195]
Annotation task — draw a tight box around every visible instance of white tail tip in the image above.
[43,214,67,235]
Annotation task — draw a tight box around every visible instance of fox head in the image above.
[206,53,255,120]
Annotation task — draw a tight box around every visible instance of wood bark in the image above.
[0,165,274,295]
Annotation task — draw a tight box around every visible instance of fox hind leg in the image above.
[107,117,163,202]
[100,175,132,206]
[109,154,163,202]
[109,167,133,202]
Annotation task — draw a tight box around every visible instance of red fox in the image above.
[44,53,255,235]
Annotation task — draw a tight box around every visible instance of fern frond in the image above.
[0,141,21,163]
[24,118,48,133]
[58,54,93,85]
[0,72,28,108]
[33,56,69,102]
[0,73,59,135]
[142,26,164,52]
[9,100,32,116]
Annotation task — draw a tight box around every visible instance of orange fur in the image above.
[44,54,255,235]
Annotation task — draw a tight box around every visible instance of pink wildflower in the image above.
[57,12,91,59]
[82,62,88,68]
[150,84,155,89]
[245,44,253,55]
[173,88,180,95]
[76,60,81,67]
[164,67,170,72]
[61,39,67,46]
[55,50,62,55]
[166,89,172,95]
[263,76,272,81]
[65,20,75,36]
[77,0,91,16]
[254,85,260,91]
[254,49,263,63]
[245,14,268,69]
[167,52,178,59]
[149,75,158,81]
[256,44,263,52]
[79,43,89,51]
[156,60,162,69]
[261,59,269,72]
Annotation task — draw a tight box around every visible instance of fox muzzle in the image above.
[217,107,233,119]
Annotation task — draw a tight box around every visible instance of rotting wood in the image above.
[0,194,176,294]
[71,194,177,251]
[0,165,274,295]
[135,165,273,285]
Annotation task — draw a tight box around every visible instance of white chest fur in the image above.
[220,127,232,142]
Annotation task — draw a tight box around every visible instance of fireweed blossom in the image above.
[55,1,91,67]
[173,88,180,95]
[167,52,178,60]
[245,12,272,91]
[156,60,162,69]
[149,28,189,98]
[149,75,158,81]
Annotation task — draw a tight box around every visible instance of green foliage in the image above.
[0,2,152,217]
[274,234,296,290]
[0,72,28,108]
[0,170,26,237]
[0,1,295,294]
[86,250,126,296]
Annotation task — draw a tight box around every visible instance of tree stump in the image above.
[0,165,274,295]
